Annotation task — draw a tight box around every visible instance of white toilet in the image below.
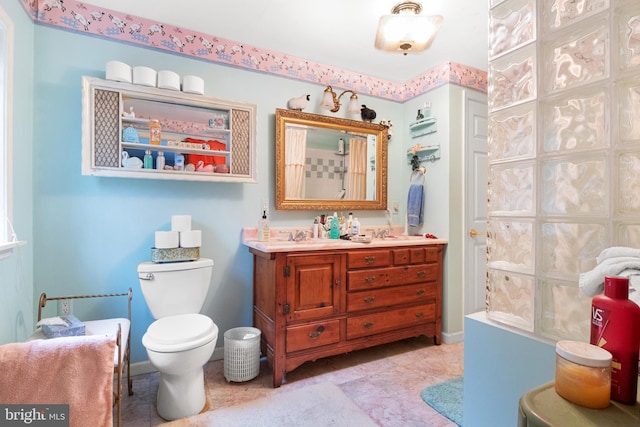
[138,258,218,421]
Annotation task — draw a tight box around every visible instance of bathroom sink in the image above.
[257,238,350,246]
[381,235,429,240]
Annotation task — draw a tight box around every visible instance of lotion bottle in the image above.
[156,151,165,170]
[590,276,640,404]
[258,210,270,242]
[351,217,361,236]
[143,150,153,169]
[346,213,354,235]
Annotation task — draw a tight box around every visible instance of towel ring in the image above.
[410,168,425,184]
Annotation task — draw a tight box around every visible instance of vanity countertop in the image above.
[242,227,447,253]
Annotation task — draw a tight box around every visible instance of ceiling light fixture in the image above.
[320,85,360,114]
[374,1,443,56]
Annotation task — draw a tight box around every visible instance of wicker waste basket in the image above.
[224,327,261,382]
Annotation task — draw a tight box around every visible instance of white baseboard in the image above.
[441,330,464,344]
[130,346,225,377]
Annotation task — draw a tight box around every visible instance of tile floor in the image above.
[119,337,464,427]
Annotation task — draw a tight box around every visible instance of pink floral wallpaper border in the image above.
[22,0,487,101]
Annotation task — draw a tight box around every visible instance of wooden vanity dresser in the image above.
[245,235,445,387]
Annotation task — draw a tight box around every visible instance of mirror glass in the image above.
[275,108,388,211]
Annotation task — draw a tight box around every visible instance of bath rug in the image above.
[170,381,377,426]
[420,376,463,426]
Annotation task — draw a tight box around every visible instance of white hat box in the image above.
[132,66,157,87]
[105,61,132,83]
[157,70,180,91]
[182,75,204,95]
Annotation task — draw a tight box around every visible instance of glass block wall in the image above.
[486,0,640,341]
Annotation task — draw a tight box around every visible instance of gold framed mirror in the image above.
[275,108,388,211]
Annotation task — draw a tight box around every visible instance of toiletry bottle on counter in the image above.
[329,212,340,239]
[351,217,361,236]
[143,150,153,169]
[590,276,640,404]
[258,210,270,242]
[149,119,161,145]
[313,217,319,239]
[156,151,165,170]
[347,212,353,235]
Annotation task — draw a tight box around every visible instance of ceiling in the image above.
[79,0,489,82]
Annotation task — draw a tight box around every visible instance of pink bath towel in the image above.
[0,334,115,427]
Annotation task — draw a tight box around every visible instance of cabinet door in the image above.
[285,253,343,322]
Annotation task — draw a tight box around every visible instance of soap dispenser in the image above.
[329,212,340,239]
[258,210,270,242]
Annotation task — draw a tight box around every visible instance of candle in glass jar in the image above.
[555,340,612,409]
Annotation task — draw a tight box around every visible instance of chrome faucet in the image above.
[289,230,307,242]
[372,228,390,239]
[375,228,391,239]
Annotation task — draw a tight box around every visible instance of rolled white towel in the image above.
[617,269,640,307]
[596,246,640,264]
[578,257,640,296]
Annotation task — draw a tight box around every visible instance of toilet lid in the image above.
[142,313,218,353]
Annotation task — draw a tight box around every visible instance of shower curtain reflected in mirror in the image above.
[347,138,367,200]
[284,127,307,199]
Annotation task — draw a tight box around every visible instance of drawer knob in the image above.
[364,296,375,304]
[365,276,375,283]
[363,321,374,329]
[416,289,425,296]
[417,270,426,277]
[308,325,325,340]
[415,312,424,319]
[364,256,375,264]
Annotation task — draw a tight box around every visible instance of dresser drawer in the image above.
[347,268,390,291]
[347,283,436,312]
[388,264,439,286]
[286,319,341,353]
[425,246,439,262]
[392,248,410,265]
[346,304,435,339]
[347,249,391,269]
[409,247,426,264]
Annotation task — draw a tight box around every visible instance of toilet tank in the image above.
[138,258,213,319]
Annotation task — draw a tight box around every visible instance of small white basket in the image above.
[224,327,261,382]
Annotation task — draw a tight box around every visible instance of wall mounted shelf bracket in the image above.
[407,145,440,167]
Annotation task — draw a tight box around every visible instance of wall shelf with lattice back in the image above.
[81,76,257,183]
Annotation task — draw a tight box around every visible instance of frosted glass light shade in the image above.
[320,90,334,110]
[347,95,360,114]
[375,14,443,54]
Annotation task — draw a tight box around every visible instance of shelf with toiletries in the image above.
[81,76,256,183]
[409,116,437,138]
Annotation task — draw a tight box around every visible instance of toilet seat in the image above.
[142,313,218,353]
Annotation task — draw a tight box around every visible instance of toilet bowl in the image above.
[138,258,217,421]
[142,313,218,420]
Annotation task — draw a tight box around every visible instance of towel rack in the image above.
[410,167,425,184]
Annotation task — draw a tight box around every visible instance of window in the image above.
[0,5,14,254]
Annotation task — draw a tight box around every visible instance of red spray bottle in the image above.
[590,276,640,404]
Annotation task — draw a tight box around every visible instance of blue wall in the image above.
[464,313,556,427]
[0,0,34,345]
[27,23,407,363]
[0,0,478,370]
